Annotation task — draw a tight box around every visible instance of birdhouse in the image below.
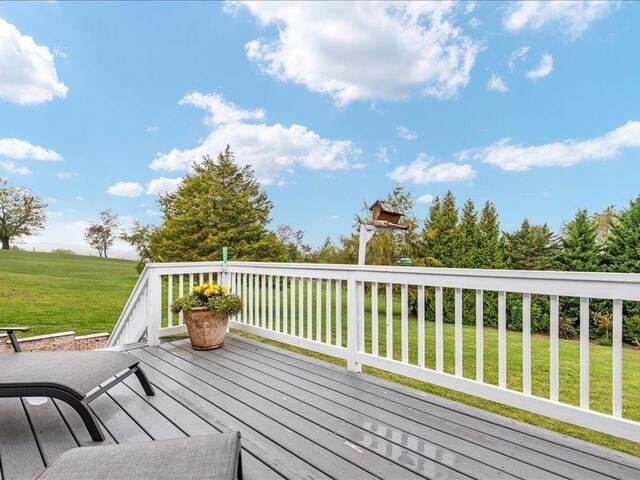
[370,200,403,223]
[368,200,407,229]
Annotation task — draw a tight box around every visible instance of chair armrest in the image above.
[0,327,29,352]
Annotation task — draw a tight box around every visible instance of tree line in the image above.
[2,148,640,345]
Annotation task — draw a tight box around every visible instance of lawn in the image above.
[0,250,138,337]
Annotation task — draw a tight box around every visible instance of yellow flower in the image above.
[221,287,228,294]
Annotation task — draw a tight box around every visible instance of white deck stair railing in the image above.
[108,261,640,442]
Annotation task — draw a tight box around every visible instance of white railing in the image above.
[108,261,640,442]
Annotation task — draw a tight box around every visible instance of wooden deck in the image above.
[1,335,639,480]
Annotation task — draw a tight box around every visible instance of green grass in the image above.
[0,250,138,336]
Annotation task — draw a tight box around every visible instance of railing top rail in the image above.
[144,260,640,284]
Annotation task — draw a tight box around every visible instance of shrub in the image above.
[171,283,243,317]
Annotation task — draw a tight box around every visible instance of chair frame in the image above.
[0,327,155,441]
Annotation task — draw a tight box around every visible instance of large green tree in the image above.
[0,179,47,250]
[454,199,479,268]
[559,209,601,272]
[502,219,559,270]
[605,195,640,273]
[422,190,458,267]
[150,147,287,262]
[477,201,503,269]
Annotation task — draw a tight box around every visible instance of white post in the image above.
[346,271,361,372]
[147,268,162,347]
[358,224,375,265]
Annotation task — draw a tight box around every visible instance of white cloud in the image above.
[468,17,482,28]
[508,46,529,71]
[0,138,62,160]
[146,126,160,133]
[376,146,390,163]
[47,211,63,218]
[487,74,508,92]
[179,92,265,126]
[325,214,339,219]
[234,2,481,106]
[504,1,617,39]
[389,153,476,184]
[146,209,162,217]
[397,125,418,140]
[151,92,360,184]
[0,18,68,104]
[66,220,90,231]
[56,171,76,179]
[107,181,144,198]
[526,54,553,80]
[0,160,30,175]
[417,193,435,203]
[463,120,640,171]
[146,177,182,196]
[74,196,84,202]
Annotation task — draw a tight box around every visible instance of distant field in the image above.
[0,250,138,337]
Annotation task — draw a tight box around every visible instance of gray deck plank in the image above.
[88,392,151,443]
[53,400,116,446]
[143,346,387,480]
[216,339,605,480]
[22,398,77,465]
[122,376,285,480]
[164,341,477,480]
[173,340,556,480]
[0,398,44,480]
[128,347,334,480]
[106,383,185,440]
[225,335,640,480]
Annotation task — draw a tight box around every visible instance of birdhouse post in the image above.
[358,200,408,265]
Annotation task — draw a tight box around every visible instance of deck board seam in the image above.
[104,390,157,442]
[20,398,47,469]
[130,349,335,480]
[50,399,81,449]
[224,336,639,476]
[143,346,390,480]
[168,341,524,480]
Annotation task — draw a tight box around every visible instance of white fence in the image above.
[108,261,640,442]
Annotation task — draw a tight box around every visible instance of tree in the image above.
[149,147,287,262]
[276,224,311,262]
[477,201,503,269]
[85,209,119,258]
[0,179,47,249]
[605,195,640,273]
[559,209,601,272]
[502,219,559,270]
[593,206,617,246]
[423,190,458,267]
[454,199,479,268]
[121,220,155,272]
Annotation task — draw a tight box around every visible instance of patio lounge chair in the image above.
[36,433,243,480]
[0,326,155,442]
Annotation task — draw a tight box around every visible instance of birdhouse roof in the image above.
[370,200,404,215]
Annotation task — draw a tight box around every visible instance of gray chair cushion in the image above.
[36,433,242,480]
[0,351,137,398]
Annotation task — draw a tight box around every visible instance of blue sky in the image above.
[1,1,639,255]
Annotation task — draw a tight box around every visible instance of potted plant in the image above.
[171,283,242,350]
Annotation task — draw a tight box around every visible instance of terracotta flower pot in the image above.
[183,307,229,350]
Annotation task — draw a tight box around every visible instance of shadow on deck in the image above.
[1,335,639,479]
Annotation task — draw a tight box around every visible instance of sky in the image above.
[1,1,640,257]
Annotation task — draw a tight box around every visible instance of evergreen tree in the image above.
[559,209,601,272]
[605,195,640,273]
[502,219,559,270]
[477,201,502,269]
[455,199,479,268]
[593,206,617,246]
[150,147,287,262]
[423,190,458,267]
